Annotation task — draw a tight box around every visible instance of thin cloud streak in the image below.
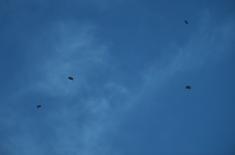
[117,10,235,115]
[2,21,130,155]
[1,7,234,155]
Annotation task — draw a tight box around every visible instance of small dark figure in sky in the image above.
[185,85,192,90]
[36,105,42,109]
[68,76,74,80]
[184,20,189,24]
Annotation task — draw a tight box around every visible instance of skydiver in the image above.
[68,76,74,80]
[184,20,189,24]
[36,105,42,109]
[185,85,191,90]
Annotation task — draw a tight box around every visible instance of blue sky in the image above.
[0,0,235,154]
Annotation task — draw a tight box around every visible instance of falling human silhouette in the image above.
[185,85,191,90]
[68,76,74,80]
[36,105,42,109]
[184,20,189,24]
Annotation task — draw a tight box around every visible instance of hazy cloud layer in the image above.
[0,1,235,155]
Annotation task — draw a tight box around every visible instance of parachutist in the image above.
[185,85,191,90]
[68,76,74,80]
[37,105,42,109]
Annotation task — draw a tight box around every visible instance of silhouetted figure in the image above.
[68,76,74,80]
[184,20,189,24]
[37,105,42,109]
[185,85,191,90]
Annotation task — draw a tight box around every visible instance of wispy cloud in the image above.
[1,7,234,155]
[142,10,235,89]
[112,10,235,120]
[1,20,130,155]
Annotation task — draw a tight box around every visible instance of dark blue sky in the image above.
[0,0,235,154]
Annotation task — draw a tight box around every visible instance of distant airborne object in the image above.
[68,76,74,80]
[36,105,42,109]
[185,85,192,90]
[184,20,189,24]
